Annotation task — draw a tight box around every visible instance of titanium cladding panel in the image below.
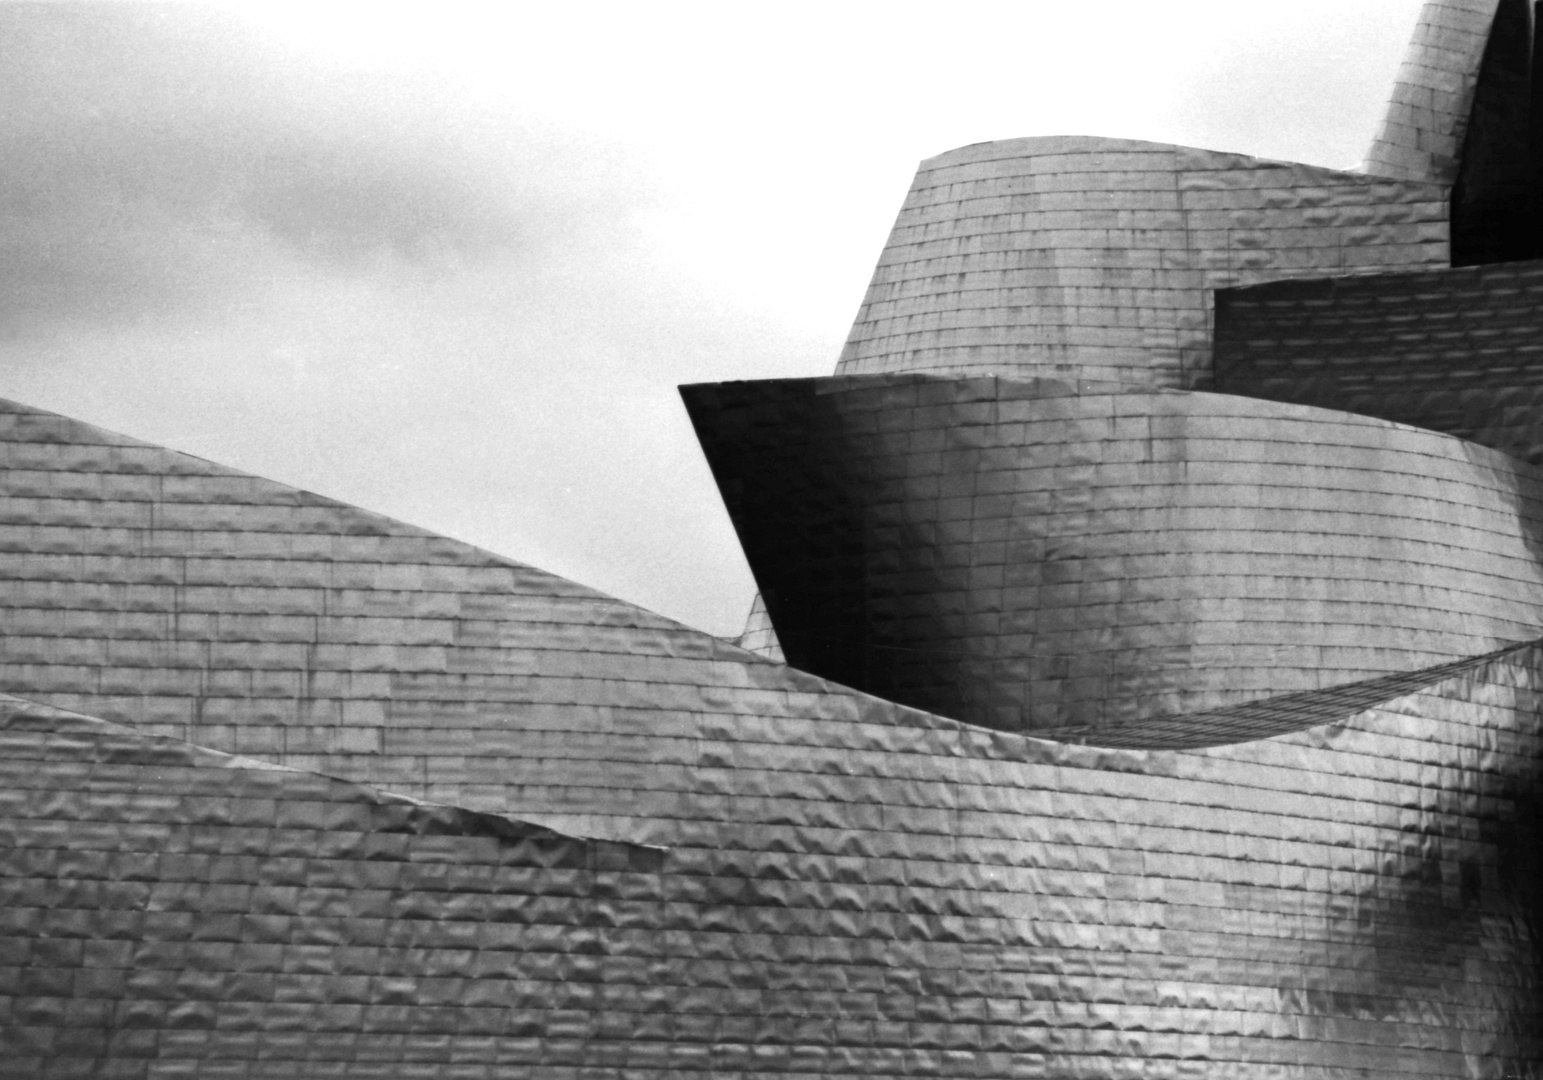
[1,641,1540,1077]
[1361,0,1502,182]
[1214,258,1543,464]
[833,137,1448,388]
[684,372,1543,733]
[1,0,1540,1075]
[0,396,945,841]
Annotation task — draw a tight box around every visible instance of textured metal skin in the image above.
[1,640,1540,1077]
[1361,0,1499,182]
[1214,259,1543,464]
[3,3,1543,1076]
[685,372,1543,732]
[0,397,892,841]
[832,137,1448,387]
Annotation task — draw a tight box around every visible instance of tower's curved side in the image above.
[1361,0,1504,182]
[833,138,1447,387]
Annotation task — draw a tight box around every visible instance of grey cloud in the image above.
[0,4,599,336]
[240,136,519,265]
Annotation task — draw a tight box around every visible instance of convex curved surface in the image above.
[834,137,1447,387]
[686,372,1543,732]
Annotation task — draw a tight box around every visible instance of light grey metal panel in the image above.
[835,138,1448,387]
[1362,0,1500,182]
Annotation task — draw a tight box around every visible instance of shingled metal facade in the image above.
[3,0,1543,1076]
[4,644,1542,1077]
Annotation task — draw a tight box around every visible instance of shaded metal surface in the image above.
[1034,640,1532,748]
[1214,259,1543,463]
[832,137,1448,387]
[686,372,1543,732]
[1447,0,1543,262]
[0,640,1539,1076]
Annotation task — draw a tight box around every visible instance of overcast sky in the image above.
[0,1,1429,635]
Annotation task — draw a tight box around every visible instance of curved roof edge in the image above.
[918,134,1447,190]
[697,369,1543,482]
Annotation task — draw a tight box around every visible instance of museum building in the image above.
[0,0,1539,1076]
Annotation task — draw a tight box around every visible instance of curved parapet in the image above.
[1361,0,1502,183]
[1214,258,1543,463]
[2,640,1539,1076]
[833,137,1447,388]
[683,373,1543,732]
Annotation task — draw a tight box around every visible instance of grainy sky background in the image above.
[0,1,1428,635]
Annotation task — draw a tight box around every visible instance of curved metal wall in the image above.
[0,396,848,840]
[685,373,1543,733]
[832,137,1448,388]
[1361,0,1501,183]
[2,641,1539,1077]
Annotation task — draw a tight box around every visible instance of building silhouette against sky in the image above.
[0,1,1540,1076]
